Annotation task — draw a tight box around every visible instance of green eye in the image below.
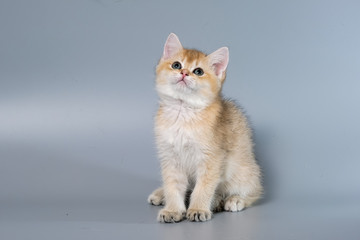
[171,61,182,69]
[193,68,204,76]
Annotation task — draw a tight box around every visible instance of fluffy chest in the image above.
[163,123,196,149]
[156,105,206,167]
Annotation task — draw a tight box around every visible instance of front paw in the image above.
[186,208,212,222]
[148,188,165,206]
[158,209,185,223]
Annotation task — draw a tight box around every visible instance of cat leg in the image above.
[187,162,221,222]
[148,187,165,206]
[158,168,187,223]
[223,177,262,212]
[222,173,262,212]
[223,151,263,212]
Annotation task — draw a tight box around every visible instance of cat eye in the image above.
[193,68,204,76]
[171,61,182,70]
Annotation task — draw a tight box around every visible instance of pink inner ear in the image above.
[163,33,182,60]
[163,44,175,59]
[214,62,226,76]
[209,47,229,77]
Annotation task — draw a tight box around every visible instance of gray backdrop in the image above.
[1,0,359,239]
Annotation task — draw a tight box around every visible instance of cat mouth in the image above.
[174,77,195,91]
[176,79,188,85]
[176,76,189,86]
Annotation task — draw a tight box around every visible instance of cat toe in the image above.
[148,188,165,206]
[186,209,212,222]
[148,195,164,206]
[224,196,245,212]
[158,209,185,223]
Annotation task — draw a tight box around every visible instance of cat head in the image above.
[156,33,229,108]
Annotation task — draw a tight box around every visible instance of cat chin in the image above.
[156,88,212,109]
[156,77,216,108]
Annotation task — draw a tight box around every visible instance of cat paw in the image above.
[186,208,212,222]
[158,209,185,223]
[224,196,245,212]
[148,188,165,206]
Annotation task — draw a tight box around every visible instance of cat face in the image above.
[156,33,229,108]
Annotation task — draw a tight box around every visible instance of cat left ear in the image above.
[162,33,183,60]
[208,47,229,78]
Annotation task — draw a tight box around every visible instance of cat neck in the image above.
[158,95,222,123]
[158,93,218,110]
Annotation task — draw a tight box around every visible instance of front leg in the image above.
[158,166,188,223]
[187,162,221,222]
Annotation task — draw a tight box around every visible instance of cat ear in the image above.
[162,33,183,60]
[208,47,229,78]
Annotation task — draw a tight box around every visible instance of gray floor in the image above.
[1,184,360,240]
[1,0,360,239]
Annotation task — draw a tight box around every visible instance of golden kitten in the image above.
[148,33,262,223]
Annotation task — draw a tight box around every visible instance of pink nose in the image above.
[181,69,189,77]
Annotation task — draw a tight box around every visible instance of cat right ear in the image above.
[208,47,229,78]
[162,33,183,60]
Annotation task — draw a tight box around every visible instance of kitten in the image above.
[148,33,262,223]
